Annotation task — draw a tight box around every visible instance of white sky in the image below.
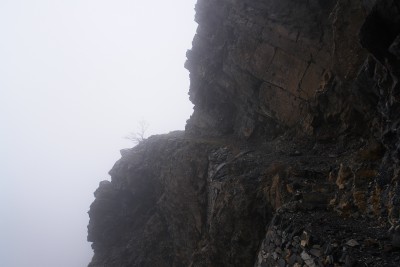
[0,1,197,266]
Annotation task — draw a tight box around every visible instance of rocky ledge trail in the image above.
[87,0,400,266]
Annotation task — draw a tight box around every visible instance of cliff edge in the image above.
[87,0,400,266]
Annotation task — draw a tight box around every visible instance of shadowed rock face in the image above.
[88,0,400,266]
[185,0,367,139]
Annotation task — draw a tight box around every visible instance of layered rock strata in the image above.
[88,0,400,266]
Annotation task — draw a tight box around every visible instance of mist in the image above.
[0,0,197,266]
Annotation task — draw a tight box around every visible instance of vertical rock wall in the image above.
[185,0,369,139]
[87,0,400,266]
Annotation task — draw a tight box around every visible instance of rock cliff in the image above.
[87,0,400,266]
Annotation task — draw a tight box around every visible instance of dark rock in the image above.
[309,248,322,258]
[87,0,400,266]
[288,254,297,265]
[277,258,286,267]
[391,227,400,248]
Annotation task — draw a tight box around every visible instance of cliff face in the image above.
[87,0,400,266]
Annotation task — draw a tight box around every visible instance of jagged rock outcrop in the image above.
[88,0,400,266]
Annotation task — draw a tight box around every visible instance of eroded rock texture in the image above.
[88,0,400,266]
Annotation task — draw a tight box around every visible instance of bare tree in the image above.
[125,120,149,144]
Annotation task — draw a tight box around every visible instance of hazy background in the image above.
[0,0,197,266]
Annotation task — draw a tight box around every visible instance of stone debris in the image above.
[255,205,400,267]
[346,239,360,247]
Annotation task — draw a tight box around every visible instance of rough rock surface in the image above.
[87,0,400,266]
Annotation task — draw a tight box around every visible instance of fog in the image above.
[0,1,197,266]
